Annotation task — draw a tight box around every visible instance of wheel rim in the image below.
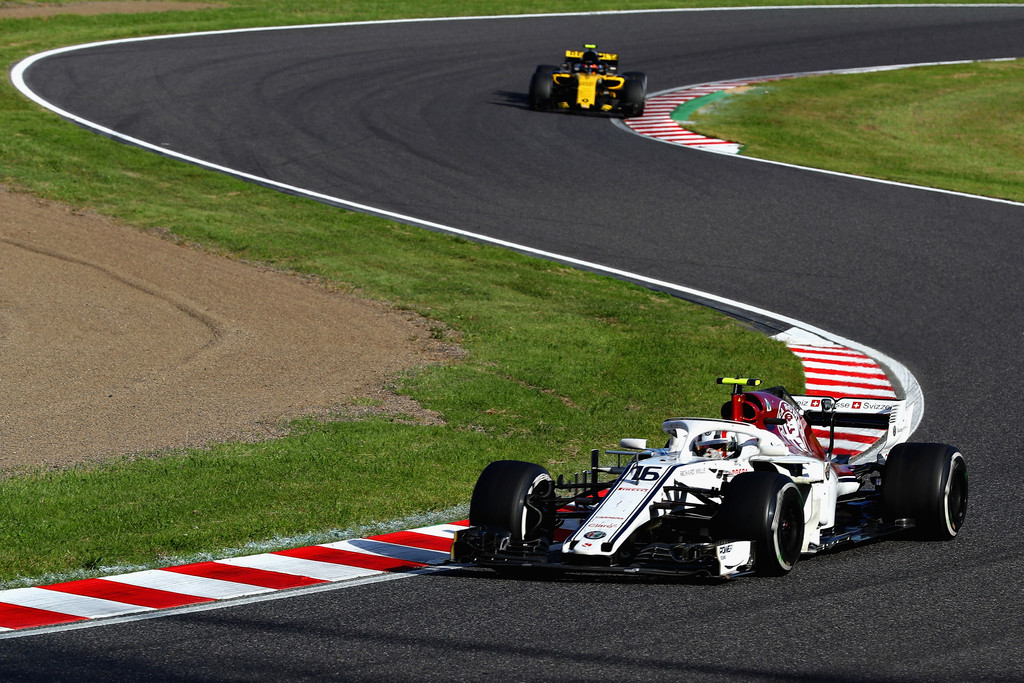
[775,492,803,567]
[944,462,968,535]
[520,476,553,540]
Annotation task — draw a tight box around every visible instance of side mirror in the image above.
[620,438,648,450]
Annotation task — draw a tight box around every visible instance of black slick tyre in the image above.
[529,71,554,111]
[883,443,968,540]
[469,460,555,542]
[713,471,804,576]
[621,71,647,116]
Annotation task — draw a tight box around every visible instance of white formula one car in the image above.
[451,378,968,578]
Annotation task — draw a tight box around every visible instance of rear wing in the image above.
[792,395,914,458]
[564,49,619,70]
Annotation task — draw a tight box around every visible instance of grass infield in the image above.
[688,60,1024,203]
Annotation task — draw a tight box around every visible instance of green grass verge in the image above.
[1,0,1008,585]
[688,60,1024,203]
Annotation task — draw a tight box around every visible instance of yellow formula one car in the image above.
[529,45,647,117]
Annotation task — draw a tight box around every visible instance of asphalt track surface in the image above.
[6,6,1024,681]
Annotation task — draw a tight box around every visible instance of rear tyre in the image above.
[713,472,804,576]
[529,71,554,111]
[883,443,968,540]
[469,460,555,542]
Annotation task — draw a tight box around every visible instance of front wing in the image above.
[450,526,756,579]
[452,495,910,579]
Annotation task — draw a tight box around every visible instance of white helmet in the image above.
[693,431,735,458]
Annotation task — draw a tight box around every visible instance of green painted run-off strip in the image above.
[670,90,732,124]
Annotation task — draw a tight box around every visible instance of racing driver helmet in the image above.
[693,431,736,458]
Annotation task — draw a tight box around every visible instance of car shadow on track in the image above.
[491,89,633,119]
[491,90,530,109]
[438,563,730,587]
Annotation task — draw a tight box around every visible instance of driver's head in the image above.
[693,432,732,458]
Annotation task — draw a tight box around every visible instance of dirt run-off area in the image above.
[0,2,220,19]
[0,188,458,471]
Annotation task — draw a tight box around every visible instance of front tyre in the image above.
[713,472,804,576]
[528,71,554,112]
[621,72,647,117]
[469,460,555,542]
[883,443,968,540]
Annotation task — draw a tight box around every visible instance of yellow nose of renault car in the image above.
[528,44,647,117]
